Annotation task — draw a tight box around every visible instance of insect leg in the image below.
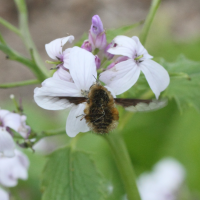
[76,114,86,121]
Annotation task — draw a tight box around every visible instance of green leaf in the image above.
[161,55,200,112]
[41,146,105,200]
[106,21,143,43]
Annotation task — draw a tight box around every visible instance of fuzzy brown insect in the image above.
[84,84,119,134]
[58,83,166,134]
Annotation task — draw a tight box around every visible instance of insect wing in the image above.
[114,98,167,112]
[57,96,87,106]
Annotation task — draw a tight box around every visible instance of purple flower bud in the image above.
[107,56,129,70]
[90,15,104,36]
[104,43,114,60]
[81,40,92,52]
[89,15,107,50]
[95,55,101,69]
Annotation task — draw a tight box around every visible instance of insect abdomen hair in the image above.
[84,84,119,134]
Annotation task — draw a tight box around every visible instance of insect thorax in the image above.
[84,84,119,134]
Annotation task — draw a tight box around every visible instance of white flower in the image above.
[34,47,115,137]
[100,35,170,98]
[0,187,9,200]
[137,158,185,200]
[0,149,29,187]
[0,110,30,157]
[45,36,74,80]
[45,36,74,68]
[35,47,95,137]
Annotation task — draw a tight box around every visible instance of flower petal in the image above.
[104,86,116,98]
[107,35,137,58]
[0,128,15,157]
[140,60,170,99]
[100,59,140,95]
[53,66,73,82]
[68,47,97,91]
[0,149,29,187]
[45,36,74,60]
[34,77,80,110]
[132,36,153,60]
[66,103,90,137]
[0,188,9,200]
[62,48,71,69]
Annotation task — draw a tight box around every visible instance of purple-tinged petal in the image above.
[53,66,73,82]
[140,60,170,99]
[45,36,74,60]
[107,56,129,69]
[81,40,92,52]
[132,36,153,60]
[95,32,107,50]
[104,43,114,60]
[68,47,97,91]
[34,77,80,110]
[107,62,116,70]
[100,59,140,95]
[107,35,137,58]
[3,113,30,139]
[95,55,101,69]
[0,188,9,200]
[0,128,15,157]
[66,103,90,137]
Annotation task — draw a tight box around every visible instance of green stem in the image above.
[140,0,161,45]
[0,17,21,36]
[0,32,6,44]
[0,43,47,81]
[42,128,66,136]
[0,79,39,88]
[14,0,49,78]
[105,133,141,200]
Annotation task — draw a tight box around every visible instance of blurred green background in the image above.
[0,0,200,199]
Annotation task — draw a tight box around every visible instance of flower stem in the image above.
[0,17,21,36]
[0,79,39,88]
[104,133,141,200]
[14,0,49,79]
[0,43,47,82]
[140,0,161,45]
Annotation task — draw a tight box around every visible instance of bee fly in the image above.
[59,82,166,134]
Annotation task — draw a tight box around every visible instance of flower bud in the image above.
[81,40,92,52]
[89,15,107,50]
[104,43,114,60]
[90,15,104,36]
[95,55,101,69]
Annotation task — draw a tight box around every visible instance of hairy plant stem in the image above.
[14,0,49,79]
[105,133,141,200]
[140,0,161,45]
